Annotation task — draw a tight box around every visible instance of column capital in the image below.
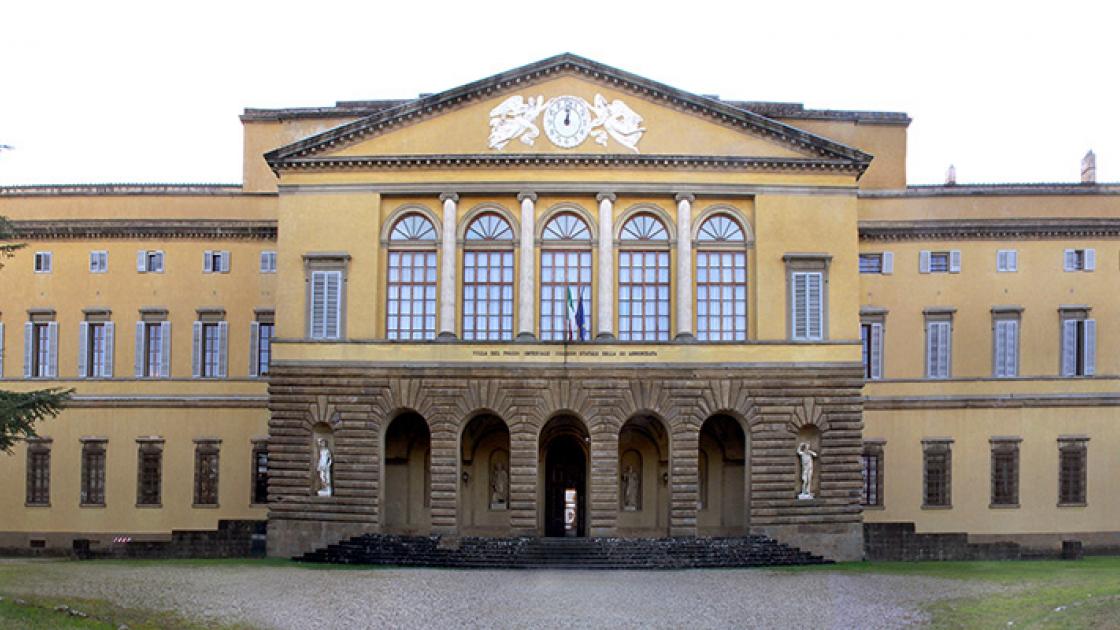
[674,193,696,203]
[439,192,459,203]
[596,192,617,202]
[517,191,538,202]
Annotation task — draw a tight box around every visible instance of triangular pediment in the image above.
[265,54,871,175]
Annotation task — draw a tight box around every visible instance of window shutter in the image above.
[949,250,962,273]
[135,322,145,378]
[791,273,808,339]
[807,272,823,339]
[78,322,89,378]
[259,252,269,273]
[192,321,202,379]
[23,323,33,379]
[248,322,260,378]
[103,322,114,378]
[925,322,936,377]
[997,250,1010,272]
[994,321,1006,376]
[1061,319,1078,376]
[47,322,58,378]
[310,271,326,338]
[1084,249,1096,271]
[218,322,229,378]
[1005,320,1018,377]
[938,322,951,378]
[1083,319,1096,376]
[159,321,172,377]
[326,271,341,339]
[870,322,883,379]
[203,251,213,273]
[882,252,894,274]
[154,251,164,272]
[137,251,147,273]
[1008,250,1018,271]
[0,322,4,378]
[919,250,931,273]
[220,251,231,273]
[89,252,98,273]
[1064,249,1076,271]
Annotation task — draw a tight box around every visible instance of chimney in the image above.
[1081,150,1096,184]
[945,164,957,186]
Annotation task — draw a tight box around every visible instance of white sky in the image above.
[1,0,1117,186]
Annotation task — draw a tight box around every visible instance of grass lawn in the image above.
[788,556,1120,628]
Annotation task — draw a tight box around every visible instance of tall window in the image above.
[861,316,884,379]
[79,318,114,378]
[309,270,343,339]
[990,438,1020,507]
[192,315,228,379]
[695,214,747,341]
[24,318,58,379]
[922,439,952,508]
[1058,438,1088,505]
[540,213,592,341]
[618,213,670,341]
[387,214,438,340]
[136,318,170,378]
[136,440,163,507]
[250,316,274,378]
[25,439,51,506]
[860,442,884,507]
[462,213,515,341]
[81,439,107,506]
[925,311,954,379]
[1060,309,1096,377]
[992,309,1020,378]
[252,442,269,505]
[194,440,220,506]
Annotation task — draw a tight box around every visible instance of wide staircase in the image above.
[296,534,831,569]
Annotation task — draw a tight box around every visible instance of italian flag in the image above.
[566,287,586,341]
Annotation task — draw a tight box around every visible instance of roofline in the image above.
[264,53,873,173]
[861,183,1120,198]
[860,218,1120,240]
[0,184,276,197]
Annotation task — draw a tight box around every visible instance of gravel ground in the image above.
[0,560,1007,629]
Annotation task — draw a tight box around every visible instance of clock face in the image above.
[543,96,591,148]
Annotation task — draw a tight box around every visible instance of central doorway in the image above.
[540,416,588,537]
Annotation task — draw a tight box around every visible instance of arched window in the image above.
[618,213,670,341]
[387,213,438,340]
[540,213,592,341]
[696,214,747,341]
[463,213,515,340]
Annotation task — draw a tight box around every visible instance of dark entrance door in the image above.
[544,435,587,537]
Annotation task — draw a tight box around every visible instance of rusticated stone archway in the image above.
[538,415,590,537]
[459,413,512,536]
[617,413,671,537]
[382,411,431,534]
[698,414,748,536]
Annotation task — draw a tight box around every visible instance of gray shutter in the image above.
[135,322,145,377]
[0,321,4,378]
[310,271,326,338]
[996,250,1007,272]
[154,251,164,272]
[217,321,229,378]
[78,322,89,378]
[870,322,883,379]
[919,250,931,273]
[259,252,268,273]
[949,250,962,273]
[881,252,893,275]
[807,272,823,339]
[1064,249,1076,271]
[1083,319,1096,376]
[203,250,213,273]
[192,321,202,378]
[248,322,260,378]
[938,322,951,378]
[47,322,58,378]
[137,250,147,272]
[159,321,172,377]
[994,320,1007,376]
[791,273,807,339]
[220,251,231,273]
[1061,319,1078,376]
[326,271,341,339]
[1006,319,1018,377]
[103,322,114,378]
[24,322,33,378]
[89,252,98,273]
[1084,249,1096,271]
[1008,250,1018,272]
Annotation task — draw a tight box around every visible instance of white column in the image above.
[675,194,695,340]
[438,192,458,339]
[596,193,616,339]
[517,192,537,340]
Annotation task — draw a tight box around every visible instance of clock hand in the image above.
[564,104,571,126]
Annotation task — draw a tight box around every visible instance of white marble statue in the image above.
[622,464,640,511]
[490,461,508,508]
[316,438,333,497]
[487,95,547,150]
[796,442,818,500]
[589,94,645,153]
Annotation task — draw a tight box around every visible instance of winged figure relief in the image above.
[589,94,646,153]
[487,95,547,150]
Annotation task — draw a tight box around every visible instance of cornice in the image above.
[0,183,253,197]
[859,218,1120,241]
[865,392,1120,410]
[264,54,872,173]
[860,183,1120,198]
[8,219,277,240]
[273,153,864,175]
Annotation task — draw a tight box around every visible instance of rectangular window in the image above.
[992,310,1020,378]
[1063,248,1095,272]
[194,440,220,506]
[259,251,277,273]
[860,319,884,380]
[33,251,52,273]
[925,313,953,379]
[24,316,58,379]
[250,321,274,377]
[618,250,670,342]
[860,443,884,507]
[309,270,343,339]
[136,440,163,506]
[137,250,164,273]
[990,438,1020,507]
[252,442,268,505]
[89,251,108,273]
[79,319,114,379]
[387,250,438,340]
[996,249,1018,272]
[461,250,515,341]
[859,252,893,274]
[25,439,51,506]
[80,439,107,506]
[922,440,952,508]
[1058,438,1088,505]
[919,250,961,274]
[203,250,230,274]
[193,316,228,379]
[791,272,823,340]
[696,251,747,341]
[135,316,171,378]
[1060,310,1096,377]
[539,250,593,341]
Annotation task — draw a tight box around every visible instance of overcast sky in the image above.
[1,0,1116,186]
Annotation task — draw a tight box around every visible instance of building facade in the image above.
[1,55,1116,562]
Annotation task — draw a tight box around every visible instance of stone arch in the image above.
[310,422,335,497]
[457,203,520,245]
[691,204,755,245]
[794,424,822,498]
[615,203,677,242]
[458,412,512,536]
[537,203,598,243]
[617,412,671,537]
[379,204,441,245]
[538,413,591,537]
[381,410,432,534]
[698,414,749,536]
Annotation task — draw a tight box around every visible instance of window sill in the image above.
[80,503,106,509]
[989,503,1020,509]
[25,503,51,508]
[921,504,952,510]
[250,502,268,508]
[192,503,220,509]
[136,503,162,509]
[1057,502,1087,508]
[861,504,885,510]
